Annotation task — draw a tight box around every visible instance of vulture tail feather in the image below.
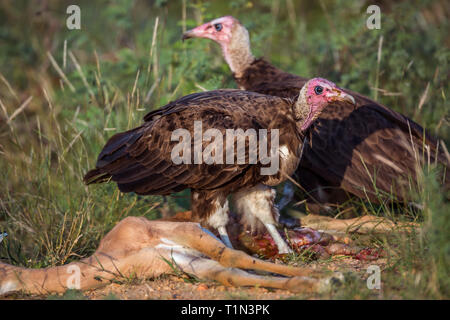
[83,168,111,185]
[83,126,145,185]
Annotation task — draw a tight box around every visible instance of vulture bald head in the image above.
[296,78,355,130]
[84,78,355,254]
[183,16,253,77]
[182,16,238,44]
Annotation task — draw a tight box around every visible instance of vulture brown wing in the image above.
[143,89,241,122]
[230,56,446,205]
[235,58,308,98]
[85,90,292,195]
[298,101,442,202]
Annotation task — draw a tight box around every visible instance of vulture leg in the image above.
[232,184,293,254]
[191,190,234,249]
[217,226,233,249]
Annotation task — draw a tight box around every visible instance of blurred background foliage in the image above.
[1,1,448,137]
[0,0,448,298]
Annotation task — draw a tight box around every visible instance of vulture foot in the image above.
[264,223,293,254]
[217,226,234,249]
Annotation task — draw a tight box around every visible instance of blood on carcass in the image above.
[237,227,385,261]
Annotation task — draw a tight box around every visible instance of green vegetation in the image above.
[0,0,448,299]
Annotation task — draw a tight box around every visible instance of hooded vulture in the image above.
[182,16,449,212]
[84,78,355,253]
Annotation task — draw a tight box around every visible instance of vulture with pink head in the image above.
[85,78,355,253]
[183,16,449,212]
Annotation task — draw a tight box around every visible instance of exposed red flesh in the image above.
[237,227,385,261]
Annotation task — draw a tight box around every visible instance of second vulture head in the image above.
[182,15,238,44]
[296,78,355,130]
[182,16,253,74]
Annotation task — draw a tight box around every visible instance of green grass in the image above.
[0,0,448,299]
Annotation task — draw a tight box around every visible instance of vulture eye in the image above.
[314,86,324,95]
[214,23,223,31]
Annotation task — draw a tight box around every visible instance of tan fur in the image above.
[300,214,418,234]
[0,216,335,296]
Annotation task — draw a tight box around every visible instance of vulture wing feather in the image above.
[84,90,294,197]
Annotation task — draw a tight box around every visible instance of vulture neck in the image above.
[222,25,255,79]
[293,83,311,131]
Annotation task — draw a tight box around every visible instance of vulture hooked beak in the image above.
[182,31,192,42]
[328,88,356,105]
[182,28,198,41]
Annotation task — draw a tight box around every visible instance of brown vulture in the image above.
[182,16,449,212]
[84,78,355,253]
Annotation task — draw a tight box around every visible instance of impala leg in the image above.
[301,214,419,234]
[171,254,320,293]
